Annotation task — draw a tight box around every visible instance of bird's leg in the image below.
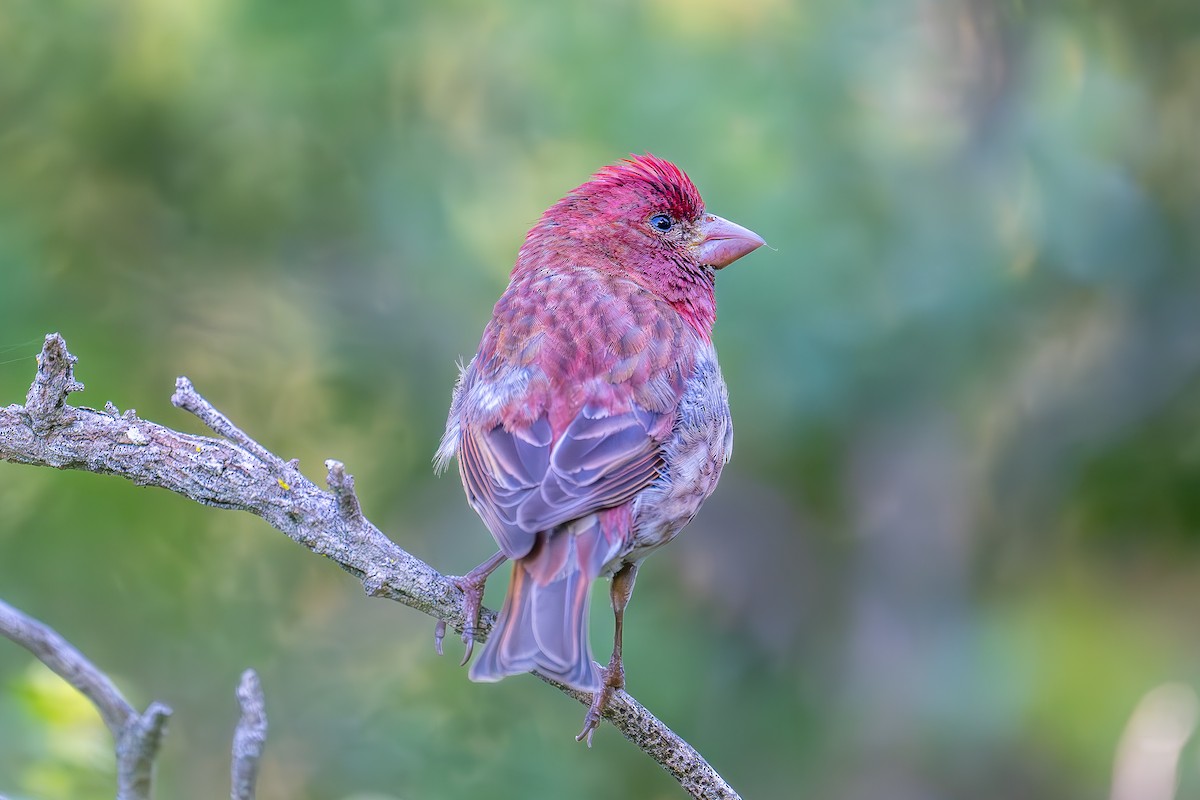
[577,561,640,746]
[435,550,508,666]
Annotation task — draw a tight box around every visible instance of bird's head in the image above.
[521,154,764,301]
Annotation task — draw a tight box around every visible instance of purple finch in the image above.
[435,154,763,742]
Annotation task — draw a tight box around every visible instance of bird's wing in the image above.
[447,267,699,560]
[459,402,664,560]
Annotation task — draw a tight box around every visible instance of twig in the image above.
[0,333,742,800]
[0,597,172,800]
[171,377,294,475]
[117,703,172,800]
[0,596,134,733]
[231,669,268,800]
[22,332,85,433]
[325,459,365,525]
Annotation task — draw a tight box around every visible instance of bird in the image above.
[433,153,763,743]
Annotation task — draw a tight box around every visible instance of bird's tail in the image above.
[469,515,620,692]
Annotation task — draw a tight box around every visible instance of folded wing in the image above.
[460,403,664,559]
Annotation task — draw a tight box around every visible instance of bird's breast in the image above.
[622,347,732,566]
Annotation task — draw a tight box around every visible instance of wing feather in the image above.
[460,405,664,560]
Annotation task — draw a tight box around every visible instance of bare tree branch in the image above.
[231,669,268,800]
[0,596,171,800]
[117,703,172,800]
[0,333,742,800]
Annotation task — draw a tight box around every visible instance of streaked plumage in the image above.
[435,154,763,740]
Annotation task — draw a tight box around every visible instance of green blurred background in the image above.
[2,1,1200,798]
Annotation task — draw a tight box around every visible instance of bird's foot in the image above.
[434,573,488,666]
[434,551,507,665]
[576,660,625,747]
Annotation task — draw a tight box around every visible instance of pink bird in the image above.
[434,154,764,742]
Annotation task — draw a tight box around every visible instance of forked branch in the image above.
[0,597,170,800]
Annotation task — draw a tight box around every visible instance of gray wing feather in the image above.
[460,404,663,559]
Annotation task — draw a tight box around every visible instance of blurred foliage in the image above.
[1,0,1200,798]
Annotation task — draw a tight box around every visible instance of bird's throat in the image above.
[646,259,717,341]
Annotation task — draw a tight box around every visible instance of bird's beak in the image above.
[692,213,765,269]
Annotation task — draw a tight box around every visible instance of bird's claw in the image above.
[576,700,605,747]
[458,629,475,667]
[433,573,487,667]
[434,619,446,656]
[575,662,624,747]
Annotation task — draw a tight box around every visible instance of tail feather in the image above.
[469,515,618,692]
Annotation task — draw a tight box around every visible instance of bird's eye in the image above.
[649,213,674,233]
